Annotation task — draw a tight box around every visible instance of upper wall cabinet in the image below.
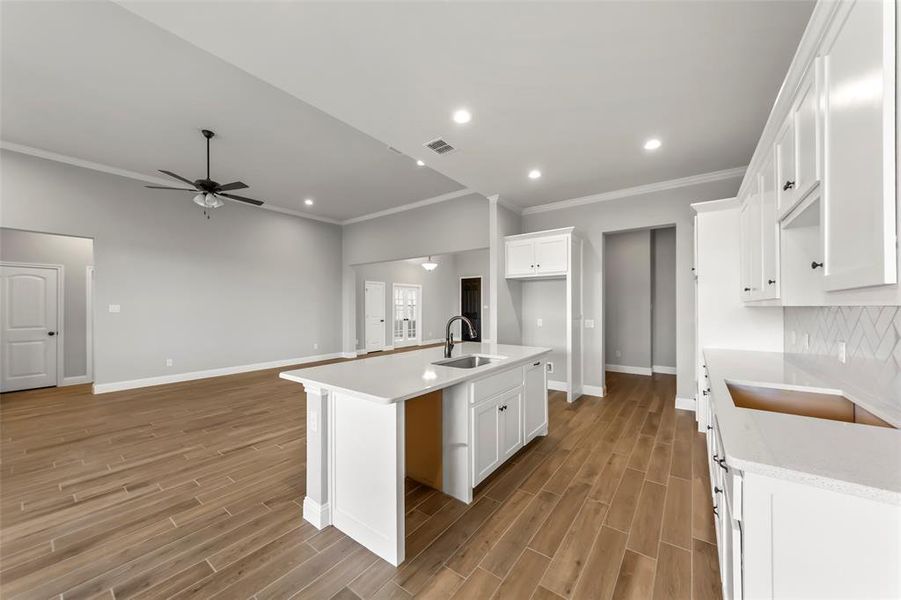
[505,230,569,278]
[738,0,897,305]
[820,0,896,291]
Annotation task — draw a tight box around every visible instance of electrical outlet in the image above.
[585,319,595,329]
[537,318,543,327]
[313,343,319,350]
[546,362,554,374]
[108,304,121,313]
[165,358,173,367]
[615,350,622,358]
[803,333,810,350]
[838,341,847,364]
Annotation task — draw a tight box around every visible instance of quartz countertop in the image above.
[704,349,901,505]
[280,342,551,404]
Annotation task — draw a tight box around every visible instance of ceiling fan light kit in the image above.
[146,129,264,217]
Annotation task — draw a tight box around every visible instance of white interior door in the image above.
[1,266,59,392]
[364,281,386,352]
[393,285,421,347]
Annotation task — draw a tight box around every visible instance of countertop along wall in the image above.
[521,176,742,400]
[0,150,344,389]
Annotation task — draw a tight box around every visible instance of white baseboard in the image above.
[675,396,697,411]
[547,379,568,392]
[583,384,606,397]
[652,365,677,375]
[343,352,359,359]
[303,497,331,530]
[606,364,653,376]
[61,375,92,386]
[92,351,346,394]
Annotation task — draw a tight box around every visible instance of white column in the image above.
[302,384,331,529]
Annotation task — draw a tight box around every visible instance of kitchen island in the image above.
[280,342,551,565]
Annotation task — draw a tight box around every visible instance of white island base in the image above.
[280,342,551,566]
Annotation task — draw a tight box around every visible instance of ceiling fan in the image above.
[145,129,263,212]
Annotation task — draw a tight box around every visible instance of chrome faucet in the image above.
[445,315,477,358]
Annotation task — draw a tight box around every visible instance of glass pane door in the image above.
[393,285,420,345]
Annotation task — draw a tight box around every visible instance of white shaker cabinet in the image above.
[776,62,821,220]
[759,154,781,300]
[523,359,548,444]
[499,387,523,462]
[471,394,503,485]
[505,238,536,277]
[820,0,896,291]
[739,191,762,301]
[504,233,568,277]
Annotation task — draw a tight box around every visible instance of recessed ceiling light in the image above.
[644,138,662,151]
[304,198,314,206]
[416,159,425,167]
[452,108,472,124]
[528,169,542,180]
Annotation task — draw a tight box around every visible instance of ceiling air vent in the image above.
[424,138,456,155]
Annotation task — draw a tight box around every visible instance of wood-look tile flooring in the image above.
[1,354,721,600]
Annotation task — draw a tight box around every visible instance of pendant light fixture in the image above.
[421,256,438,271]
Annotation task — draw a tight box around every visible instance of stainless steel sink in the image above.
[433,354,502,369]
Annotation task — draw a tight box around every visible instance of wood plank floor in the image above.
[1,355,721,600]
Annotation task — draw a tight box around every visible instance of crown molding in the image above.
[1,141,342,225]
[520,166,747,216]
[339,188,475,225]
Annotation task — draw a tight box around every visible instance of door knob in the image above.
[47,331,56,336]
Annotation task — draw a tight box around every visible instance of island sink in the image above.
[432,354,504,369]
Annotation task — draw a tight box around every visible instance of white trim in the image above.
[583,384,606,397]
[675,396,697,412]
[92,351,346,394]
[548,379,568,392]
[303,497,331,530]
[458,275,483,342]
[521,167,747,215]
[605,363,653,376]
[391,283,423,347]
[652,365,677,375]
[61,375,92,386]
[0,261,65,388]
[85,266,94,383]
[340,188,475,225]
[1,141,341,225]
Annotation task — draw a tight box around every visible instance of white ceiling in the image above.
[121,0,815,209]
[0,1,465,221]
[2,1,815,221]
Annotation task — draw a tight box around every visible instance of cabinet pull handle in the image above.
[743,287,751,292]
[702,390,709,396]
[811,261,824,270]
[783,180,795,191]
[768,279,776,285]
[533,361,540,366]
[718,458,729,471]
[712,505,719,517]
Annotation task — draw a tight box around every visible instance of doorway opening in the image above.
[460,276,482,342]
[0,228,95,392]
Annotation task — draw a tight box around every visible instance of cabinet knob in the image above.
[706,425,713,430]
[811,261,824,270]
[714,486,723,495]
[768,279,776,285]
[783,180,795,191]
[743,287,751,292]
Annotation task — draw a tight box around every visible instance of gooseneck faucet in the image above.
[445,315,477,358]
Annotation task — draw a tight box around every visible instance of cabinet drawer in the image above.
[472,367,523,404]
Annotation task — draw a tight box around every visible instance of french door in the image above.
[393,284,421,347]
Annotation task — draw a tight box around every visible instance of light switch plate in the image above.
[838,341,847,364]
[585,319,595,328]
[537,318,543,327]
[108,304,121,313]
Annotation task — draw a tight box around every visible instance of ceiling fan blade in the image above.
[159,170,197,186]
[217,181,249,192]
[145,185,196,191]
[220,193,264,206]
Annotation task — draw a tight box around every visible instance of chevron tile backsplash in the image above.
[784,306,901,365]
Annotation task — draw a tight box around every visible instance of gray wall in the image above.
[604,229,652,370]
[0,150,343,386]
[521,175,742,399]
[493,202,523,344]
[341,194,490,353]
[652,227,677,369]
[521,279,567,378]
[0,228,94,379]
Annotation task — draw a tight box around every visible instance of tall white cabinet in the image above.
[737,0,897,307]
[505,227,584,402]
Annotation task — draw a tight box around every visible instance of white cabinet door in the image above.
[472,396,502,485]
[793,62,819,199]
[534,235,568,274]
[821,0,896,291]
[499,387,523,461]
[759,154,780,300]
[739,192,762,302]
[505,239,535,277]
[774,117,797,217]
[523,360,547,444]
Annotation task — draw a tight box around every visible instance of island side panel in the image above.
[442,383,473,503]
[330,392,405,566]
[303,384,331,529]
